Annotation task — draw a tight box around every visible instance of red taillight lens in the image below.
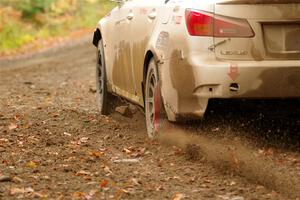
[214,15,255,37]
[185,10,214,36]
[185,9,255,38]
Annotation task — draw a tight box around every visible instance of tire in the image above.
[96,39,112,115]
[145,58,168,138]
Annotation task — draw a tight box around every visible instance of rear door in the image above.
[129,0,163,104]
[213,0,300,61]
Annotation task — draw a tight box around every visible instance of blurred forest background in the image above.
[0,0,115,55]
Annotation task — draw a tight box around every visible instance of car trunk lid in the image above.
[213,1,300,60]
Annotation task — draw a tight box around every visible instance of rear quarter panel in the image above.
[150,1,216,120]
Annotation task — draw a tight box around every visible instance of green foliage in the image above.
[72,1,115,29]
[18,0,56,18]
[0,21,34,52]
[0,0,115,54]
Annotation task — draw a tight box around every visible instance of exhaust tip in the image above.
[230,83,240,92]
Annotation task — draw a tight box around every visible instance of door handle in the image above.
[148,12,157,20]
[127,13,134,20]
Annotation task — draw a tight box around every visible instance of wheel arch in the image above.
[143,51,154,84]
[142,50,159,106]
[142,45,165,108]
[93,28,102,47]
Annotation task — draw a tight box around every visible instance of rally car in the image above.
[93,0,300,137]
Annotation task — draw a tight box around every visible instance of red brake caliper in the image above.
[153,84,161,133]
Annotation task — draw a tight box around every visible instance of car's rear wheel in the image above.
[96,39,112,115]
[145,58,168,138]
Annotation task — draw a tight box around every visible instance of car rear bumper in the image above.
[190,56,300,99]
[160,55,300,121]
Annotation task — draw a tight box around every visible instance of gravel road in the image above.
[0,36,299,200]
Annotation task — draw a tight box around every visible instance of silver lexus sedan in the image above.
[93,0,300,137]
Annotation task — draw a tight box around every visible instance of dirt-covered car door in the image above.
[111,2,135,98]
[129,0,163,105]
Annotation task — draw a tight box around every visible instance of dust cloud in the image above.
[157,124,300,199]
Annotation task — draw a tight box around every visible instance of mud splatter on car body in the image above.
[93,0,300,123]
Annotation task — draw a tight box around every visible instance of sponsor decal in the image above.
[173,5,180,12]
[139,8,148,15]
[171,16,182,25]
[228,63,239,81]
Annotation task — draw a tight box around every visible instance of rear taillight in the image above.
[185,9,255,38]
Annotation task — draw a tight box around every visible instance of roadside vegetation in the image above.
[0,0,115,55]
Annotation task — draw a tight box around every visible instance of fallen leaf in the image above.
[229,181,236,186]
[200,184,210,189]
[14,115,22,121]
[76,170,91,176]
[258,149,264,154]
[79,137,89,144]
[63,132,72,137]
[10,187,34,195]
[123,148,132,154]
[230,153,240,170]
[8,123,17,130]
[32,192,47,198]
[104,166,112,174]
[230,196,245,200]
[286,156,297,163]
[72,191,86,198]
[83,176,92,181]
[89,151,103,158]
[204,179,212,183]
[258,148,274,156]
[12,176,23,183]
[100,180,109,188]
[84,194,93,200]
[212,127,220,132]
[121,189,130,194]
[267,191,279,198]
[2,160,9,165]
[156,185,165,191]
[52,113,60,118]
[89,88,97,93]
[113,158,140,163]
[189,176,197,183]
[0,138,9,142]
[131,178,141,186]
[26,161,37,168]
[10,188,26,195]
[256,185,265,190]
[89,189,97,196]
[265,148,274,156]
[131,147,147,158]
[173,193,184,200]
